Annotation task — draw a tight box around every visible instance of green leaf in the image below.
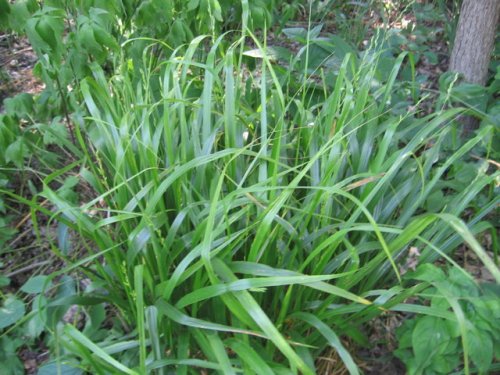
[37,362,83,375]
[430,352,459,374]
[210,0,222,22]
[7,1,31,33]
[291,312,359,375]
[79,23,103,57]
[0,275,10,287]
[4,93,34,118]
[57,222,72,255]
[21,275,51,294]
[437,214,500,284]
[451,83,488,113]
[0,336,24,374]
[412,316,453,364]
[5,137,27,168]
[407,264,446,283]
[468,327,493,373]
[0,0,10,29]
[93,26,119,51]
[0,296,25,329]
[187,0,200,11]
[226,339,274,375]
[42,119,69,145]
[0,0,9,14]
[64,325,138,375]
[175,273,350,308]
[148,358,223,372]
[155,299,267,339]
[35,15,61,52]
[282,27,309,43]
[206,332,236,375]
[454,163,478,184]
[423,51,438,65]
[243,46,290,61]
[213,260,315,375]
[57,176,79,203]
[426,189,445,212]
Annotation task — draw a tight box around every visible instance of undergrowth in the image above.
[0,1,499,374]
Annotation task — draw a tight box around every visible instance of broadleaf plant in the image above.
[396,264,500,375]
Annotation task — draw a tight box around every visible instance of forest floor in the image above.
[0,35,44,107]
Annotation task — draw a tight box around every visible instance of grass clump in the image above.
[11,34,499,374]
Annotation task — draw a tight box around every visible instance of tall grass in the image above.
[33,35,499,374]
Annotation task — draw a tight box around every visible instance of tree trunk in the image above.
[449,0,500,85]
[449,0,500,135]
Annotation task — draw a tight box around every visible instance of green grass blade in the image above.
[64,325,138,375]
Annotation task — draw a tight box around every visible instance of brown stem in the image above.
[55,75,76,144]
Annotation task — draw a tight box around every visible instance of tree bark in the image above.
[449,0,499,135]
[449,0,500,86]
